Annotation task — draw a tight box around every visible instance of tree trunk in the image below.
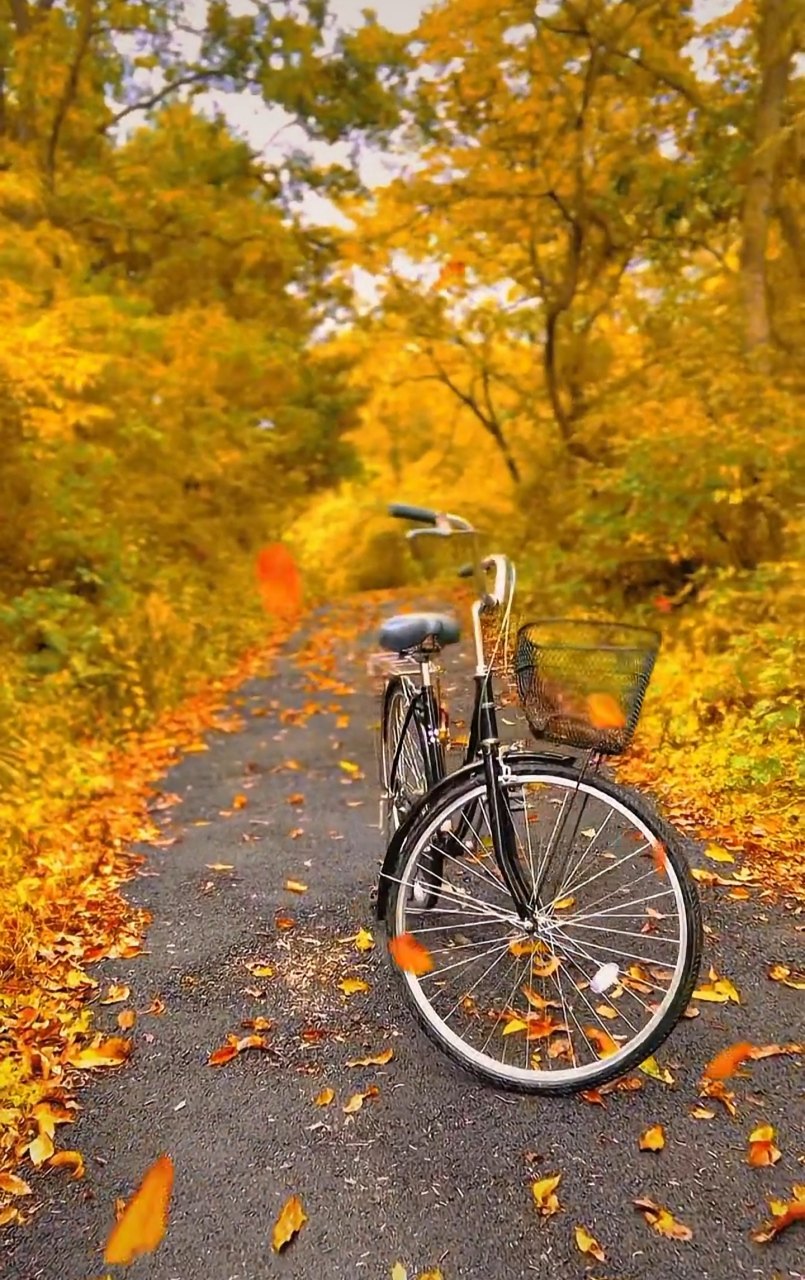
[739,0,797,364]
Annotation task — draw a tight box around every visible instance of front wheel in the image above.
[383,758,702,1095]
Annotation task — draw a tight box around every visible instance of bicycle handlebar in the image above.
[388,503,475,534]
[388,502,439,526]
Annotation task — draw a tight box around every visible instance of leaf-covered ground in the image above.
[3,597,804,1279]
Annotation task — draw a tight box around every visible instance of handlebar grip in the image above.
[388,502,438,526]
[457,562,475,579]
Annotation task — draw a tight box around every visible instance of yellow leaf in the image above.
[639,1124,666,1151]
[0,1173,32,1196]
[339,976,370,996]
[639,1056,675,1085]
[634,1197,692,1241]
[104,1154,174,1265]
[339,760,361,775]
[391,1266,408,1280]
[532,1173,561,1216]
[574,1224,605,1261]
[552,896,575,910]
[502,1018,529,1036]
[704,844,735,864]
[67,1037,133,1069]
[100,984,131,1005]
[748,1123,781,1167]
[271,1194,307,1252]
[28,1131,55,1166]
[314,1087,335,1107]
[284,879,308,894]
[354,928,375,952]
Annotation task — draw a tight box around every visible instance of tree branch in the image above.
[99,70,216,132]
[45,0,94,188]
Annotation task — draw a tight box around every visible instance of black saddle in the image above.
[378,612,461,654]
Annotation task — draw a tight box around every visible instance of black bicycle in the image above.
[371,502,703,1095]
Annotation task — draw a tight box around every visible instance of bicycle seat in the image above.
[379,612,460,654]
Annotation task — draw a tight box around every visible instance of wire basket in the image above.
[512,619,661,755]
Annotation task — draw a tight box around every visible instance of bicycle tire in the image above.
[382,756,703,1096]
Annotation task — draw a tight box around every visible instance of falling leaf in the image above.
[702,1041,755,1080]
[314,1087,335,1107]
[256,544,302,621]
[532,1173,561,1217]
[388,932,434,976]
[284,879,308,894]
[639,1125,666,1152]
[639,1056,674,1085]
[271,1194,307,1252]
[704,844,735,864]
[100,984,131,1005]
[751,1188,805,1242]
[768,964,805,990]
[104,1154,174,1265]
[346,1048,394,1067]
[66,1037,133,1069]
[117,1010,137,1030]
[634,1197,692,1241]
[0,1173,32,1196]
[747,1123,781,1167]
[587,693,626,729]
[575,1224,605,1262]
[48,1151,85,1180]
[339,977,370,996]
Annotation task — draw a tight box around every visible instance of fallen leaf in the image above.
[751,1188,805,1242]
[553,895,575,910]
[639,1124,666,1151]
[343,1085,380,1114]
[747,1123,782,1167]
[700,1078,738,1116]
[749,1042,803,1060]
[232,794,248,810]
[146,997,166,1016]
[502,1018,529,1036]
[241,1017,272,1032]
[289,828,305,839]
[0,1207,20,1226]
[206,862,234,872]
[66,1037,133,1069]
[275,911,296,930]
[580,1089,605,1106]
[702,1041,755,1080]
[314,1087,335,1107]
[246,962,274,978]
[704,844,735,864]
[354,928,375,952]
[287,792,305,806]
[284,879,308,894]
[532,1173,561,1216]
[575,1224,605,1261]
[346,1048,394,1067]
[391,1266,407,1280]
[0,1173,32,1196]
[651,839,667,876]
[690,1106,715,1119]
[586,1027,619,1058]
[29,1129,54,1165]
[208,1042,240,1067]
[639,1056,675,1085]
[48,1150,85,1180]
[100,984,131,1005]
[117,1010,136,1030]
[339,976,370,996]
[271,1194,307,1252]
[768,964,805,991]
[388,932,434,976]
[693,967,741,1004]
[339,760,361,776]
[634,1197,692,1241]
[104,1154,174,1265]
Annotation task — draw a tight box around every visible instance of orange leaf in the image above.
[208,1041,240,1066]
[275,911,296,930]
[232,793,248,810]
[747,1124,781,1167]
[702,1041,755,1081]
[271,1194,307,1252]
[346,1047,394,1067]
[586,1026,619,1058]
[47,1150,85,1180]
[0,1173,32,1196]
[587,693,626,729]
[651,839,667,876]
[314,1087,335,1106]
[256,544,302,621]
[752,1194,805,1243]
[388,932,434,976]
[117,1010,137,1030]
[104,1154,174,1265]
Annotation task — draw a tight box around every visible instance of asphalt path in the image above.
[7,596,805,1280]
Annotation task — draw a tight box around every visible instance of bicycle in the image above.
[371,502,703,1095]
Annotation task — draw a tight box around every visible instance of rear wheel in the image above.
[383,757,702,1095]
[381,677,445,907]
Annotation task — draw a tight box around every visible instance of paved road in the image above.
[7,597,805,1280]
